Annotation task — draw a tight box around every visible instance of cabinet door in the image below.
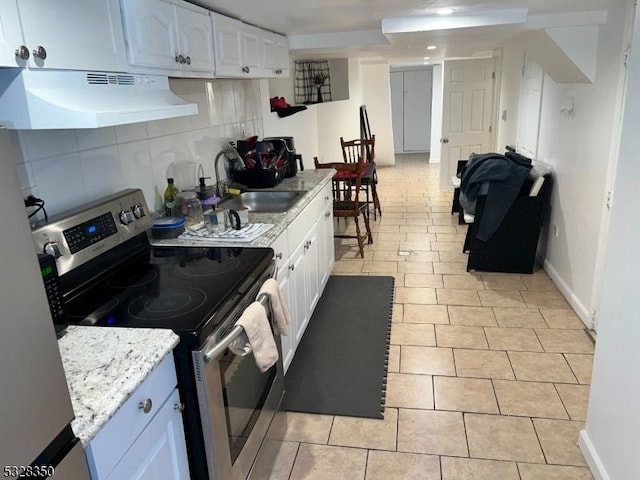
[274,34,289,77]
[303,225,320,326]
[0,1,26,67]
[176,5,214,73]
[261,32,277,77]
[121,0,179,70]
[211,12,243,77]
[105,389,189,480]
[277,259,295,373]
[241,23,261,76]
[16,0,126,71]
[289,241,308,344]
[318,203,335,289]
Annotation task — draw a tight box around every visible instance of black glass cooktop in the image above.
[63,246,273,337]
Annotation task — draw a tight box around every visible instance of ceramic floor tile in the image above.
[441,457,519,480]
[399,240,434,252]
[403,304,450,324]
[395,287,437,304]
[404,251,441,263]
[436,233,467,243]
[405,233,437,243]
[555,384,590,421]
[289,443,367,480]
[564,354,594,384]
[398,262,434,274]
[438,251,471,263]
[436,289,482,306]
[388,345,400,373]
[436,325,488,349]
[366,451,440,480]
[517,463,594,480]
[431,242,464,252]
[481,276,527,290]
[493,308,547,329]
[493,380,568,419]
[434,376,499,414]
[391,323,436,346]
[540,309,586,329]
[392,304,403,323]
[404,273,443,288]
[521,291,570,309]
[373,251,407,262]
[362,261,398,273]
[465,413,545,463]
[266,412,333,444]
[520,276,560,292]
[371,240,402,251]
[535,329,595,354]
[533,419,587,466]
[454,349,515,380]
[478,290,526,307]
[428,225,459,234]
[332,260,364,273]
[397,409,468,457]
[448,306,497,326]
[249,440,299,480]
[400,346,456,376]
[443,275,485,290]
[329,408,398,451]
[386,373,434,409]
[484,327,543,352]
[508,351,577,383]
[433,262,469,274]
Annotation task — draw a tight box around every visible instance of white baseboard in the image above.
[579,429,610,480]
[543,259,592,328]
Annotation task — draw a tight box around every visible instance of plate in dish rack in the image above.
[179,222,274,242]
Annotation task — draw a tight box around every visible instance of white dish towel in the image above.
[229,302,278,373]
[258,278,291,336]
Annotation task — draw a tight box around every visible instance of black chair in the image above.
[464,174,553,274]
[451,159,468,216]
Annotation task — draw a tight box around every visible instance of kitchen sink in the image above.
[217,191,305,213]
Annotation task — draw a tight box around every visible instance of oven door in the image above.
[192,295,284,480]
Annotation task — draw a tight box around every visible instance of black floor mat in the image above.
[284,275,394,419]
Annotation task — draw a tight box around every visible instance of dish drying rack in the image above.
[216,141,286,190]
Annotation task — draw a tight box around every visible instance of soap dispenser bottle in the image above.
[197,176,214,200]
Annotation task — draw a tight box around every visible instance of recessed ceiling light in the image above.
[426,45,437,50]
[437,8,454,15]
[423,61,430,65]
[423,56,430,60]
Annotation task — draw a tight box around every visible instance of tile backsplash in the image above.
[14,78,263,218]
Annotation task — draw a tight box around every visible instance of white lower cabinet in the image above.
[85,354,189,480]
[276,182,334,373]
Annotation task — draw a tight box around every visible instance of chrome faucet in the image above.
[213,144,241,197]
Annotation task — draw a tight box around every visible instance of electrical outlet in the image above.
[552,224,559,237]
[240,123,246,136]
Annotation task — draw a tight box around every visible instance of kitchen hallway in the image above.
[252,155,595,480]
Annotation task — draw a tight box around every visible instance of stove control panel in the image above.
[32,189,152,276]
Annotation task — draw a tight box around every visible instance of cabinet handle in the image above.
[275,252,283,259]
[174,402,185,412]
[138,398,153,414]
[179,54,187,64]
[175,54,180,63]
[32,45,47,60]
[185,56,191,65]
[15,45,29,60]
[289,264,295,271]
[324,196,330,201]
[242,66,250,74]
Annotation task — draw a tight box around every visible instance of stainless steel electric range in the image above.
[32,189,284,480]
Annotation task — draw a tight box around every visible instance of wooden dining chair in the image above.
[314,156,373,258]
[339,135,382,220]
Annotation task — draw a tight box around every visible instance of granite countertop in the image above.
[58,326,179,446]
[150,169,334,248]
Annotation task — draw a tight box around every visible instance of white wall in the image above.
[496,3,627,326]
[361,61,395,166]
[13,78,262,217]
[429,64,443,163]
[496,45,523,151]
[581,3,640,478]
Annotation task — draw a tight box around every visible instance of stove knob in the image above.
[119,210,134,225]
[43,242,62,259]
[132,204,145,219]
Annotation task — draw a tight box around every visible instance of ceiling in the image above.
[190,0,621,65]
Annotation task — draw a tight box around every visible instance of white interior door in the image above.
[403,69,432,151]
[390,71,404,153]
[440,58,496,188]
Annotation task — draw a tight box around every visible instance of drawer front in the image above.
[289,184,331,248]
[271,229,289,276]
[86,354,177,479]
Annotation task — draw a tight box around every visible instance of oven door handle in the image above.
[203,294,271,363]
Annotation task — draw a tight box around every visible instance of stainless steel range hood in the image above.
[0,69,198,129]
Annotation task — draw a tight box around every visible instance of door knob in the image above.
[441,138,449,144]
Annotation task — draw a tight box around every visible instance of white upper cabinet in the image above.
[121,0,214,77]
[0,0,127,71]
[211,12,289,78]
